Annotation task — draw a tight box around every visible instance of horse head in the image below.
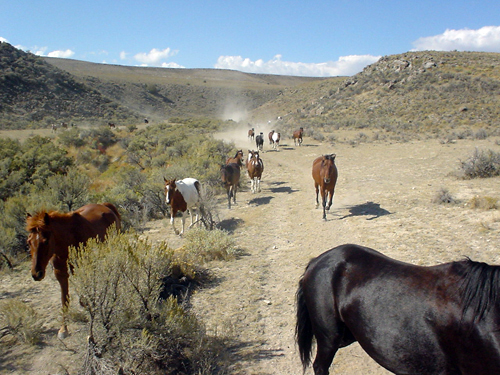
[164,178,177,204]
[26,212,54,281]
[321,154,337,184]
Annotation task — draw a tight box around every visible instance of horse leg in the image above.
[227,187,232,209]
[315,184,320,208]
[179,211,187,235]
[54,268,70,339]
[322,190,328,220]
[170,212,180,235]
[233,184,237,204]
[257,177,261,192]
[326,190,334,211]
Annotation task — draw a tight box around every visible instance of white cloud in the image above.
[161,62,185,68]
[133,47,178,65]
[214,54,381,77]
[47,49,75,58]
[0,36,8,43]
[120,51,128,60]
[413,26,500,52]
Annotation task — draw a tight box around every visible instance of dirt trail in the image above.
[2,128,500,374]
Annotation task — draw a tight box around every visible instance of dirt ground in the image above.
[2,128,500,374]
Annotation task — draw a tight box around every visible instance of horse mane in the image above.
[26,210,70,232]
[460,258,500,325]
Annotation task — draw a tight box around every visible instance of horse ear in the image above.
[331,153,337,160]
[26,213,32,219]
[43,212,51,225]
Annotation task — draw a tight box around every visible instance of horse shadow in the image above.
[339,201,392,220]
[225,340,285,374]
[218,217,244,233]
[248,196,273,205]
[268,181,298,194]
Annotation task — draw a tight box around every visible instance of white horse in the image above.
[164,177,202,235]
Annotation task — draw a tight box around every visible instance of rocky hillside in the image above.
[0,42,138,129]
[253,51,500,135]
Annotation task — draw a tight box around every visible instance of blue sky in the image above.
[2,0,500,77]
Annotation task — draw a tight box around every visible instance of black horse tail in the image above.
[296,276,314,372]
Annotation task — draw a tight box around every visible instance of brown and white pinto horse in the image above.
[164,178,203,235]
[293,127,304,146]
[221,163,240,208]
[312,154,338,220]
[226,150,244,169]
[247,150,264,193]
[268,130,275,145]
[272,132,281,150]
[248,128,255,141]
[26,203,121,338]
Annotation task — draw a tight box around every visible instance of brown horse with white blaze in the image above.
[26,203,121,338]
[247,150,264,193]
[312,154,338,220]
[164,177,203,235]
[226,150,244,169]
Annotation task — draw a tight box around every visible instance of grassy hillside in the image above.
[0,42,139,129]
[44,57,324,123]
[253,51,500,138]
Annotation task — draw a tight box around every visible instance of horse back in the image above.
[74,203,121,239]
[175,178,201,206]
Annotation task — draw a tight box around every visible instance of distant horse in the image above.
[226,149,244,169]
[108,122,116,129]
[293,127,304,146]
[26,203,121,338]
[221,163,240,208]
[164,178,203,235]
[248,128,255,141]
[61,122,68,129]
[297,243,500,375]
[247,150,264,193]
[272,132,281,150]
[312,154,338,220]
[51,124,57,133]
[144,118,149,124]
[255,132,264,151]
[268,130,275,145]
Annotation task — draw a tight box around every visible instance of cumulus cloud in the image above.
[413,26,500,52]
[214,54,380,77]
[47,49,75,58]
[0,36,8,43]
[133,47,179,65]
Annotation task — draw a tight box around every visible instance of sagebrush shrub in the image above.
[0,299,42,345]
[459,148,500,179]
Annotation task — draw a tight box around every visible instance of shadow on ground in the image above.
[339,201,392,220]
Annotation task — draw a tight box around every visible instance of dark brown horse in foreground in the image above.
[297,244,500,375]
[312,154,338,220]
[26,203,121,338]
[221,163,240,208]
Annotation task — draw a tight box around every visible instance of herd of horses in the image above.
[25,124,500,374]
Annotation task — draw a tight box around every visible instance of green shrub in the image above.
[183,227,237,263]
[0,299,42,345]
[69,231,229,374]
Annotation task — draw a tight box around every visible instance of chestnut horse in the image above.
[247,150,264,193]
[297,244,500,375]
[293,127,304,146]
[226,150,244,169]
[221,163,240,208]
[312,154,338,220]
[26,203,121,338]
[164,178,203,235]
[248,128,255,141]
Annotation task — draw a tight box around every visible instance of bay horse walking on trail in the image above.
[247,150,264,193]
[255,132,264,151]
[312,154,338,220]
[108,122,116,129]
[226,150,244,169]
[271,132,281,150]
[293,127,304,146]
[221,163,240,208]
[296,244,500,375]
[26,203,121,339]
[248,128,255,141]
[164,178,203,235]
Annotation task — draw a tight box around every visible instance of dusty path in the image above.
[1,128,499,374]
[188,128,500,375]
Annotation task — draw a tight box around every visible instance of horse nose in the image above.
[32,270,45,281]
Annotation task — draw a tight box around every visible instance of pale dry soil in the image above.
[2,129,500,375]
